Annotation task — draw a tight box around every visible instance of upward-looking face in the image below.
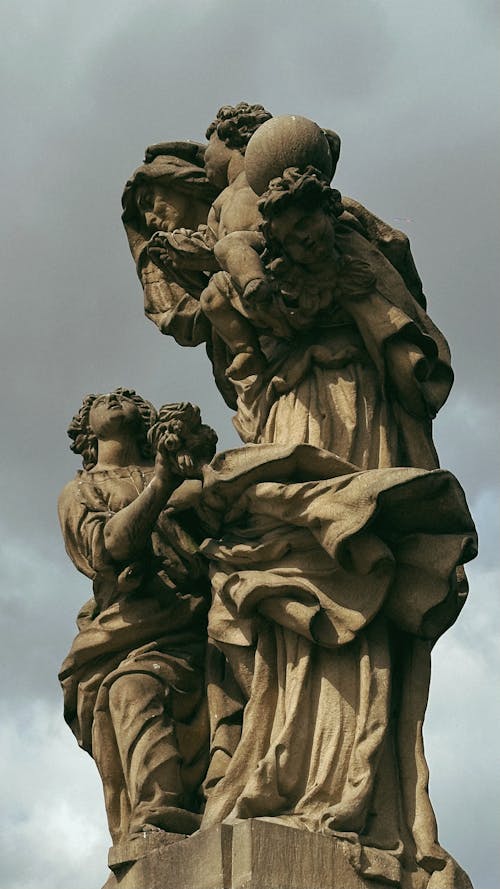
[269,204,337,266]
[204,133,235,190]
[89,392,141,441]
[138,182,189,234]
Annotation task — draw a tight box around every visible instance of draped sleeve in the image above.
[58,473,120,613]
[334,228,454,467]
[58,474,113,580]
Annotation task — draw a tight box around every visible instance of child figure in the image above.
[147,103,273,378]
[198,166,345,379]
[148,105,340,378]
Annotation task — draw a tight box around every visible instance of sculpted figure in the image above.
[121,143,216,347]
[58,389,217,842]
[187,166,473,887]
[145,109,426,386]
[205,165,451,472]
[124,104,426,402]
[104,104,477,889]
[197,442,477,887]
[147,103,274,380]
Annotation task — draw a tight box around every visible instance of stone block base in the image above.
[102,819,390,889]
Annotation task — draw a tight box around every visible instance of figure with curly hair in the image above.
[193,165,346,377]
[147,108,341,379]
[58,389,217,843]
[203,165,452,476]
[148,102,271,377]
[146,103,278,379]
[147,103,272,270]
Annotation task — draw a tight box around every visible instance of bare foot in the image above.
[225,350,266,380]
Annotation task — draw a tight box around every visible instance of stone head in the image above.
[204,102,272,189]
[259,166,343,265]
[68,388,157,469]
[122,149,216,265]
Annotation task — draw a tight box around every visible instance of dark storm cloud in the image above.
[1,1,498,886]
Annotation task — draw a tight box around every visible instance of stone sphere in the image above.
[244,115,333,196]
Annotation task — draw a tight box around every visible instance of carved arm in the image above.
[104,452,179,562]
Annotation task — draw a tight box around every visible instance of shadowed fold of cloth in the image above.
[198,443,477,888]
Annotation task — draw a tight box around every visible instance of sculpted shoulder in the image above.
[58,473,92,529]
[58,475,81,512]
[214,173,260,237]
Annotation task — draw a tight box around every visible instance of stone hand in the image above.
[154,433,177,488]
[242,276,274,305]
[155,426,198,480]
[147,231,177,270]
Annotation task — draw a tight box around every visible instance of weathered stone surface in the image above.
[102,821,388,889]
[229,820,373,889]
[107,830,187,873]
[58,392,217,843]
[59,101,478,889]
[103,824,232,889]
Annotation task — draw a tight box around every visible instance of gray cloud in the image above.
[1,0,498,886]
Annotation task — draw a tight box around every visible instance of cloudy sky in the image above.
[1,1,498,887]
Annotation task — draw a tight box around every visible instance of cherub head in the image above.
[258,166,343,266]
[68,388,157,470]
[148,402,218,479]
[68,391,218,478]
[204,102,272,189]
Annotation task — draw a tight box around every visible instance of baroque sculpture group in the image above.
[59,104,477,889]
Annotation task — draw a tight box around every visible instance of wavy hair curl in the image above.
[67,388,157,470]
[148,402,217,478]
[205,102,272,154]
[258,165,343,250]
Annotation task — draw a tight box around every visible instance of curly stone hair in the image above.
[258,165,343,240]
[205,102,273,153]
[68,388,157,470]
[148,402,218,477]
[256,166,344,278]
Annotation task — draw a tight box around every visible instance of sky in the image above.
[0,1,499,887]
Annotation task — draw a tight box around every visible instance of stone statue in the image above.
[140,106,426,388]
[207,163,452,471]
[58,103,479,889]
[58,389,217,843]
[198,444,476,887]
[121,139,239,408]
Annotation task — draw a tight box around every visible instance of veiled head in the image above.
[122,145,216,263]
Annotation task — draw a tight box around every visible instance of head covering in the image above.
[121,141,217,265]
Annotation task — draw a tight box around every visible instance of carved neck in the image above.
[93,437,147,471]
[227,151,245,184]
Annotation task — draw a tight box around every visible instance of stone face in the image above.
[101,821,474,889]
[59,102,478,889]
[229,821,371,889]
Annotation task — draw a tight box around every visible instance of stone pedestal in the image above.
[103,820,391,889]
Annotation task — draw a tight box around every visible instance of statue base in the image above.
[102,819,393,889]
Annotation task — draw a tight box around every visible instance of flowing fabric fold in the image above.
[198,444,476,886]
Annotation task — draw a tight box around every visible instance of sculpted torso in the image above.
[208,172,261,239]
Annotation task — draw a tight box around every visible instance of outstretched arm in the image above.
[103,444,179,562]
